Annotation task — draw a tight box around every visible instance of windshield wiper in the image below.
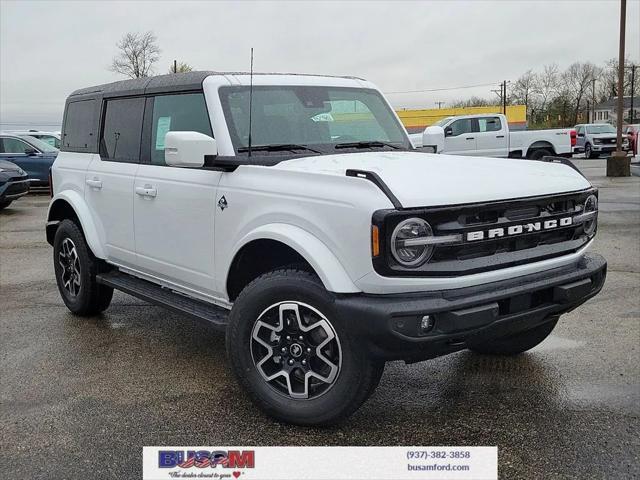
[237,143,322,154]
[334,140,402,150]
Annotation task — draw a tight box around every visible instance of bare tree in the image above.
[512,70,538,121]
[562,62,599,125]
[450,96,492,108]
[110,31,161,78]
[534,64,560,123]
[169,61,193,74]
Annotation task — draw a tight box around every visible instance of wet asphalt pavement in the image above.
[1,159,638,479]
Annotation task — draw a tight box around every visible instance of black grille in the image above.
[373,189,596,277]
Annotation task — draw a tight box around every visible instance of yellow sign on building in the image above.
[396,105,527,133]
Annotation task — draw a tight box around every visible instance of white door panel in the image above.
[84,158,138,266]
[134,164,221,295]
[475,116,508,157]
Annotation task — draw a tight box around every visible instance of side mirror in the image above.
[164,131,217,168]
[24,148,39,156]
[422,126,445,154]
[577,133,585,137]
[444,126,453,137]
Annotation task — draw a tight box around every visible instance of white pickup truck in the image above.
[47,72,605,425]
[410,113,575,159]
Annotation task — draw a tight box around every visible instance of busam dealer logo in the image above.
[159,449,255,470]
[466,216,573,242]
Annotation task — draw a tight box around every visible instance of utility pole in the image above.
[435,101,445,109]
[627,64,637,123]
[173,59,177,74]
[502,80,507,115]
[592,77,597,123]
[609,0,629,177]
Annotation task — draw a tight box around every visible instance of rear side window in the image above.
[150,93,212,166]
[63,100,95,150]
[477,116,501,132]
[100,97,145,163]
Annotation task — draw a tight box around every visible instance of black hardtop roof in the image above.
[68,71,365,100]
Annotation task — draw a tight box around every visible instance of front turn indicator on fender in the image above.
[371,225,380,257]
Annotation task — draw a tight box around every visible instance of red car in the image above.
[625,124,640,156]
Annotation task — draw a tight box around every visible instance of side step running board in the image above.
[96,271,228,331]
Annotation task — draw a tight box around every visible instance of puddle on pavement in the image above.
[531,335,584,352]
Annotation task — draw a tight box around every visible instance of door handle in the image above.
[135,185,157,198]
[86,178,102,189]
[466,137,475,140]
[496,135,505,138]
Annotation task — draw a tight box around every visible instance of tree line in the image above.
[451,60,639,128]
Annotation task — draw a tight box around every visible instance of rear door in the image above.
[475,116,508,157]
[84,96,143,268]
[133,92,221,296]
[442,118,477,155]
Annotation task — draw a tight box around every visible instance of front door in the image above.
[133,92,222,296]
[443,118,477,155]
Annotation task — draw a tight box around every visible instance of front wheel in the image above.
[226,268,384,426]
[470,317,558,356]
[585,143,598,159]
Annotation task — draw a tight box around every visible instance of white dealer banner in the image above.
[143,446,497,480]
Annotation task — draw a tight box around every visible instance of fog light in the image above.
[420,315,434,333]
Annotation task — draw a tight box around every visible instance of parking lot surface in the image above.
[1,159,638,479]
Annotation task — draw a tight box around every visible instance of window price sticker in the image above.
[143,446,497,480]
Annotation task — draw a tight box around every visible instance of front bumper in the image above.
[0,178,30,202]
[335,253,606,363]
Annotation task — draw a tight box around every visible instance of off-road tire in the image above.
[226,267,384,426]
[470,317,558,356]
[53,219,113,316]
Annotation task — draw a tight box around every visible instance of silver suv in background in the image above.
[575,123,630,158]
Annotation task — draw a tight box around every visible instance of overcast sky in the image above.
[1,0,639,130]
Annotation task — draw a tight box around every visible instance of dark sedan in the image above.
[0,159,30,210]
[0,134,58,186]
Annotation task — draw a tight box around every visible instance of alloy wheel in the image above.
[58,237,81,297]
[250,301,342,400]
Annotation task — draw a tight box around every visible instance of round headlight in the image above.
[390,218,434,267]
[583,194,598,235]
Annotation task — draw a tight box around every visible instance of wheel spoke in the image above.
[250,301,342,400]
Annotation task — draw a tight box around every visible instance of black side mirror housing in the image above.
[444,127,453,137]
[24,148,39,155]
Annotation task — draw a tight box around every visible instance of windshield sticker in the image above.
[155,116,172,150]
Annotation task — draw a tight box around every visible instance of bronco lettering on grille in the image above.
[466,217,573,242]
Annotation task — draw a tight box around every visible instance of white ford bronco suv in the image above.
[47,72,606,425]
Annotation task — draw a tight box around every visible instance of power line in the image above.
[384,82,498,94]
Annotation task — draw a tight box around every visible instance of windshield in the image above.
[433,117,454,127]
[219,86,411,154]
[586,124,616,134]
[20,135,59,153]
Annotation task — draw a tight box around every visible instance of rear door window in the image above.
[100,97,145,163]
[150,93,212,166]
[477,116,502,132]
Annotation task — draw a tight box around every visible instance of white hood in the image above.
[271,151,591,208]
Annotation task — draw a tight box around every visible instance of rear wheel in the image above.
[226,268,384,426]
[528,148,553,160]
[53,219,113,316]
[470,317,558,356]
